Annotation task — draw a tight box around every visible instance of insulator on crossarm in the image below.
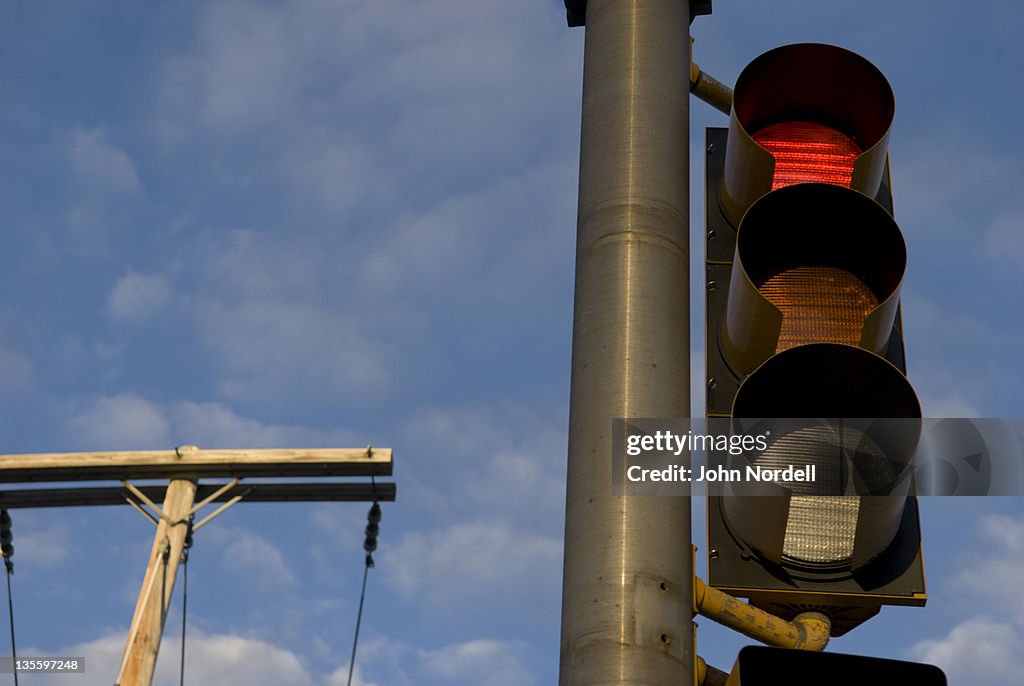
[0,509,11,560]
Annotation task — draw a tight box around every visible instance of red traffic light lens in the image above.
[752,121,861,190]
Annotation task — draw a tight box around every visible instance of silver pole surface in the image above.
[559,1,692,685]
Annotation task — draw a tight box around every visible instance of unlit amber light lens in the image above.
[752,121,861,190]
[759,267,877,352]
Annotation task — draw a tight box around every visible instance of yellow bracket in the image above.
[694,576,830,651]
[689,36,733,115]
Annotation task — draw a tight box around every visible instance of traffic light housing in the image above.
[725,647,946,685]
[705,44,926,635]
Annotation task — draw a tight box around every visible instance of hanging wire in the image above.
[346,496,381,686]
[2,509,17,686]
[4,564,16,686]
[179,519,194,686]
[345,562,371,686]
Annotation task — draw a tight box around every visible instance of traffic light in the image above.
[704,44,925,635]
[725,646,946,685]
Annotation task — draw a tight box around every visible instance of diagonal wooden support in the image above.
[115,478,196,686]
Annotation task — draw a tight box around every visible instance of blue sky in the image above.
[0,1,1022,684]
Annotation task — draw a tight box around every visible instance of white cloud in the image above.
[167,227,395,409]
[66,393,361,452]
[68,392,171,450]
[400,404,564,466]
[323,636,537,686]
[174,632,311,685]
[985,212,1024,263]
[193,298,394,404]
[386,519,561,607]
[144,0,580,413]
[194,229,320,303]
[326,664,380,686]
[902,293,990,343]
[106,272,172,321]
[30,629,314,686]
[282,139,378,218]
[463,451,564,522]
[12,521,71,568]
[156,0,576,139]
[309,505,366,555]
[168,400,360,448]
[153,0,580,231]
[907,514,1024,684]
[356,166,559,300]
[304,402,566,630]
[0,340,33,390]
[165,227,399,406]
[205,526,297,589]
[156,0,315,139]
[908,616,1024,685]
[93,340,125,360]
[31,629,534,686]
[0,309,34,391]
[896,138,1021,240]
[392,403,568,528]
[419,639,537,686]
[62,126,143,247]
[166,166,573,410]
[69,128,142,195]
[400,406,509,460]
[954,515,1024,617]
[917,392,982,419]
[901,292,991,416]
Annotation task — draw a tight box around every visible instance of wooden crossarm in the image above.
[0,481,396,508]
[0,447,392,483]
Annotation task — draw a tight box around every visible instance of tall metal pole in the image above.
[559,1,692,684]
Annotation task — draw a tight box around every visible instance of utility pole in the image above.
[559,1,693,685]
[0,446,394,686]
[116,476,196,686]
